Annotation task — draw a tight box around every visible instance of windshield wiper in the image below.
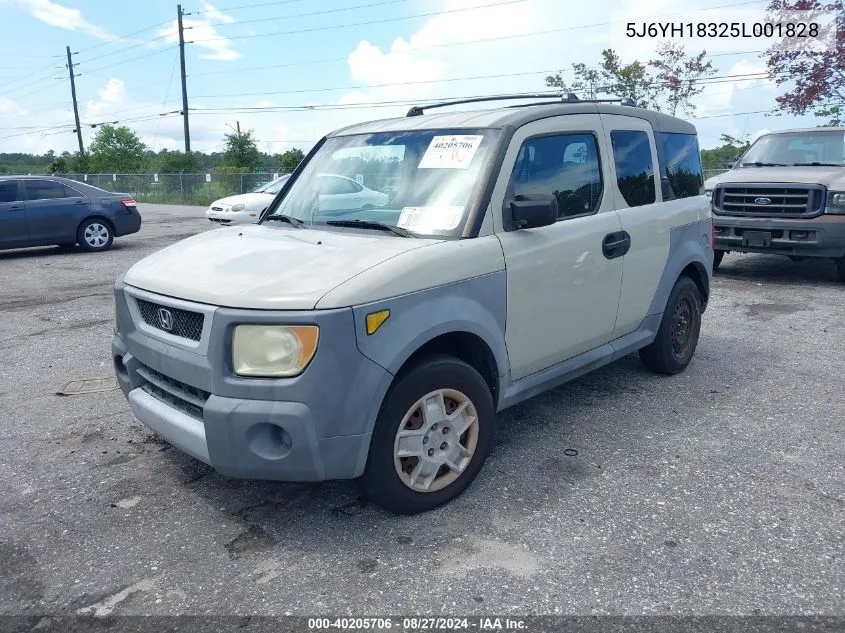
[741,161,787,167]
[790,162,845,167]
[325,219,415,237]
[265,214,305,228]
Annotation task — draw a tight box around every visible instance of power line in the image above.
[75,19,175,55]
[212,0,414,27]
[76,46,179,77]
[190,0,311,14]
[189,0,529,43]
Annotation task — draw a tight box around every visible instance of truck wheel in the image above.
[712,250,724,272]
[639,276,702,375]
[837,256,845,283]
[360,355,495,515]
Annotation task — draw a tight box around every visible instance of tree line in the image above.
[0,124,305,175]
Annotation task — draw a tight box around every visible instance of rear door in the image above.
[601,115,704,339]
[23,179,89,245]
[0,179,28,248]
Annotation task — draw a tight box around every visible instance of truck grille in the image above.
[135,298,204,341]
[136,364,210,421]
[713,184,825,218]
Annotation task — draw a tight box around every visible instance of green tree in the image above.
[223,129,261,170]
[700,134,752,171]
[47,156,68,174]
[155,149,200,172]
[545,63,602,99]
[88,124,148,172]
[278,148,305,173]
[67,151,90,173]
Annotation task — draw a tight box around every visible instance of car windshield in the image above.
[264,129,500,237]
[739,131,845,167]
[256,175,290,194]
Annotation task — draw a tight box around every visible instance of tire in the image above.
[639,276,703,375]
[360,355,495,515]
[77,218,114,252]
[712,250,724,272]
[836,256,845,283]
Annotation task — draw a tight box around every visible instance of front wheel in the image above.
[360,356,495,515]
[712,250,724,272]
[77,218,114,252]
[639,276,702,375]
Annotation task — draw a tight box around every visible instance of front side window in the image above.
[0,180,20,203]
[610,130,656,207]
[25,180,67,201]
[256,175,290,194]
[508,133,603,219]
[657,132,704,199]
[267,129,499,237]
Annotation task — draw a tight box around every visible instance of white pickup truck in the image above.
[112,94,713,514]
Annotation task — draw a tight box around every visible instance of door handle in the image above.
[9,205,21,210]
[74,200,86,205]
[602,231,631,259]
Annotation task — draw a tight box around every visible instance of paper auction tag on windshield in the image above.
[419,135,483,169]
[398,206,464,232]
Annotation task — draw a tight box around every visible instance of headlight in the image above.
[825,191,845,214]
[231,203,246,212]
[232,325,319,377]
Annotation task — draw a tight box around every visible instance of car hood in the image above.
[123,224,438,309]
[705,166,845,189]
[211,192,275,209]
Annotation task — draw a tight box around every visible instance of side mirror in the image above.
[508,194,558,230]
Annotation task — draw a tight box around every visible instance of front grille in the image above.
[136,364,210,421]
[135,298,204,341]
[713,183,825,218]
[208,218,231,224]
[211,206,224,211]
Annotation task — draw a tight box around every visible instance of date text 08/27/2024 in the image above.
[307,617,527,631]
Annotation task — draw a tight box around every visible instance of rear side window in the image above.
[25,180,67,201]
[610,130,655,207]
[0,180,20,203]
[509,133,603,219]
[657,132,704,199]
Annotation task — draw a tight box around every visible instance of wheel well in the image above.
[77,215,114,237]
[680,261,709,308]
[396,332,500,406]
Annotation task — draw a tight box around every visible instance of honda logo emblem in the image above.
[157,308,174,332]
[754,197,772,205]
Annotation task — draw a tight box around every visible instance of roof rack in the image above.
[405,93,636,117]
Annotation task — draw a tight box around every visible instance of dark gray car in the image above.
[0,176,142,252]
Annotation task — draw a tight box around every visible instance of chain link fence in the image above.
[58,172,291,206]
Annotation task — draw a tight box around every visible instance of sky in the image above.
[0,0,833,159]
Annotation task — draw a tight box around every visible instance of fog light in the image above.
[246,423,293,460]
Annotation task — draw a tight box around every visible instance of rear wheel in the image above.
[77,218,114,252]
[360,355,495,515]
[639,276,702,375]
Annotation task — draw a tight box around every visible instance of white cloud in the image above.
[200,1,235,24]
[157,18,240,62]
[3,0,115,40]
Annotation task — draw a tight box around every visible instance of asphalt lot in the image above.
[0,203,843,617]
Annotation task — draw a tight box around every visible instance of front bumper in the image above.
[713,214,845,258]
[205,208,259,225]
[112,283,394,481]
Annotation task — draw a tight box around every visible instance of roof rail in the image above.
[405,93,579,117]
[406,93,637,116]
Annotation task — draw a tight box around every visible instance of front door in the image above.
[0,179,28,248]
[492,115,625,380]
[23,179,89,245]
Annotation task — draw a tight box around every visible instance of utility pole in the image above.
[66,46,84,156]
[177,4,191,153]
[236,121,240,133]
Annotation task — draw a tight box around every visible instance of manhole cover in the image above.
[56,377,118,396]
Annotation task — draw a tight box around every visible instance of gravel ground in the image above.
[0,204,842,618]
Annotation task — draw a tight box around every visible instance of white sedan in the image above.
[206,174,291,225]
[206,173,389,225]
